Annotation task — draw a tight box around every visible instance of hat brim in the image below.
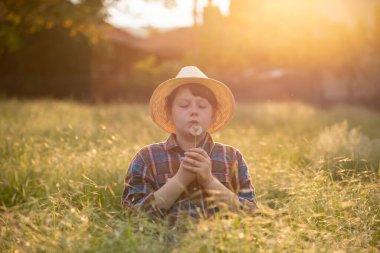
[149,77,235,133]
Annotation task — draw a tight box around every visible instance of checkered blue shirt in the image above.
[122,132,257,220]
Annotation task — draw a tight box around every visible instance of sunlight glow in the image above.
[107,0,378,29]
[107,0,230,29]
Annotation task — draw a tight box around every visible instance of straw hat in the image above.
[149,66,235,133]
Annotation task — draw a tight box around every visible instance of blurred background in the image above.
[1,0,379,108]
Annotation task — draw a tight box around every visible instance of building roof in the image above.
[101,24,146,50]
[137,27,198,58]
[100,24,198,58]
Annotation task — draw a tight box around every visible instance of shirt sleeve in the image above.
[121,151,167,218]
[232,150,258,212]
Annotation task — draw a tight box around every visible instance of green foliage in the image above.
[0,27,92,99]
[0,0,112,54]
[1,100,380,252]
[123,56,180,101]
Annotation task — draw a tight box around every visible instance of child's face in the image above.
[170,87,213,137]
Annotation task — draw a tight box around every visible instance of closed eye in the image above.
[198,102,209,109]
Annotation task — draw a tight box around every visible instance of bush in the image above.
[123,57,180,102]
[309,120,380,180]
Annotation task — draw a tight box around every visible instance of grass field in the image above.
[1,99,380,252]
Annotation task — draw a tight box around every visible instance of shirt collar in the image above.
[164,132,215,155]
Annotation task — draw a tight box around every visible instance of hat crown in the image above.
[150,65,235,133]
[176,66,208,79]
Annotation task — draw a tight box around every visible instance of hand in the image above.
[176,159,197,187]
[181,148,214,187]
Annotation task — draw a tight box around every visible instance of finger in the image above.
[181,163,199,173]
[181,157,194,166]
[181,159,193,167]
[188,148,209,159]
[181,157,197,167]
[184,151,205,162]
[183,157,202,167]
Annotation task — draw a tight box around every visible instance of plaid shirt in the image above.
[122,132,257,219]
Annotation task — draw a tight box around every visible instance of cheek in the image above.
[170,108,184,124]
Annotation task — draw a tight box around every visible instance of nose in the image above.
[189,104,199,116]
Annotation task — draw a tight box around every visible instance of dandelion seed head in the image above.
[190,125,203,136]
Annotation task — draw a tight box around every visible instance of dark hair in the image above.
[165,83,218,118]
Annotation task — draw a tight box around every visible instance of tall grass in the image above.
[1,99,379,252]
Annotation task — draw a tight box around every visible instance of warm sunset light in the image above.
[99,0,380,107]
[1,1,380,251]
[108,0,230,29]
[108,0,377,29]
[2,0,379,104]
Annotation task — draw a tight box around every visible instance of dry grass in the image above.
[1,99,379,252]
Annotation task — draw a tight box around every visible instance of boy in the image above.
[122,66,257,220]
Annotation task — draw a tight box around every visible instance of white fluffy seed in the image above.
[190,125,203,136]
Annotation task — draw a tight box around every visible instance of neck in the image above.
[175,132,206,151]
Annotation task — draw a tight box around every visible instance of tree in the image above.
[0,0,180,55]
[0,0,116,55]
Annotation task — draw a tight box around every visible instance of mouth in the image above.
[189,120,199,124]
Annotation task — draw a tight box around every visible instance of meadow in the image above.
[1,99,379,252]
